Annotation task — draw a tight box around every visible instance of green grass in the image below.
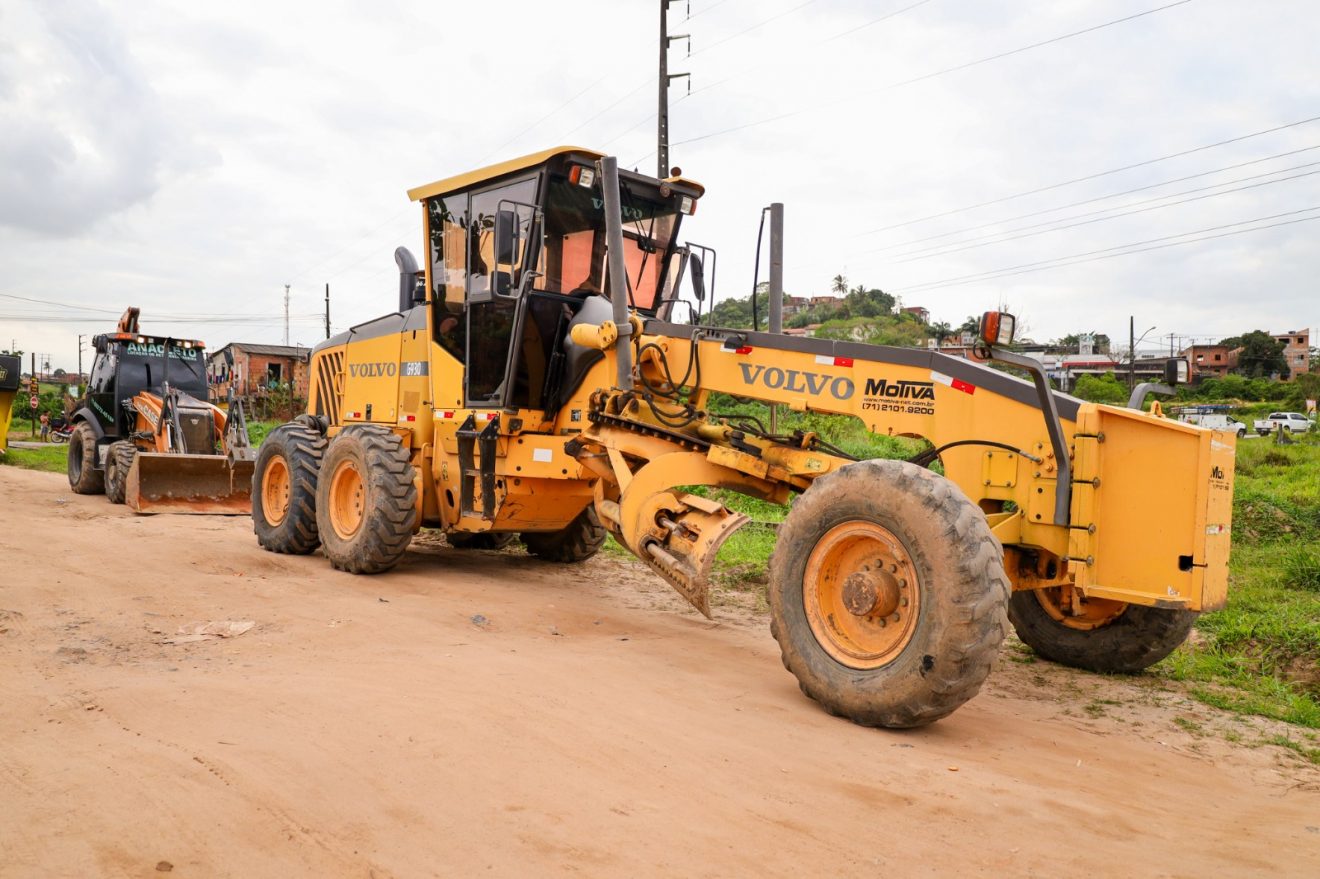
[694,397,923,600]
[1154,432,1320,728]
[246,420,282,447]
[0,443,66,473]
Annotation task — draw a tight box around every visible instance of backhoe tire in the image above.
[253,422,326,555]
[1007,590,1197,673]
[447,532,518,550]
[316,425,417,574]
[104,442,137,505]
[769,459,1010,729]
[521,505,606,563]
[67,422,104,495]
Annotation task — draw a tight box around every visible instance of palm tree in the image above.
[831,274,848,297]
[932,321,953,346]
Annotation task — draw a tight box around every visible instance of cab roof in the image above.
[406,146,705,202]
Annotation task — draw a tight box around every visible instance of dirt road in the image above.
[1,467,1316,877]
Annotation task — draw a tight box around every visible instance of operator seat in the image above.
[557,295,612,404]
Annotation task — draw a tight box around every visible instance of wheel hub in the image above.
[841,569,901,618]
[803,520,920,669]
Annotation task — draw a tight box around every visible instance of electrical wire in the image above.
[849,143,1320,257]
[669,1,1195,150]
[853,113,1320,237]
[885,163,1320,265]
[890,206,1320,294]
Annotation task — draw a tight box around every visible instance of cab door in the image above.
[463,176,539,409]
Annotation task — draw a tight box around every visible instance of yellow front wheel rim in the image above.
[329,460,366,540]
[261,456,292,526]
[804,521,920,669]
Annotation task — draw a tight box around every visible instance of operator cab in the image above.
[82,311,209,438]
[408,147,707,414]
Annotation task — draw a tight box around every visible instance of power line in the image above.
[851,143,1320,256]
[670,1,1195,150]
[627,0,936,166]
[854,112,1320,237]
[688,0,821,58]
[687,0,935,99]
[885,163,1320,265]
[891,206,1320,294]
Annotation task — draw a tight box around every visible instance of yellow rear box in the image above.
[1069,405,1234,612]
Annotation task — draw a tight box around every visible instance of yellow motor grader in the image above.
[67,308,254,513]
[251,148,1235,727]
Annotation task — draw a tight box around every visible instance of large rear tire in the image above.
[67,422,104,495]
[520,505,606,563]
[104,442,136,504]
[1007,589,1197,673]
[253,422,326,554]
[769,459,1010,728]
[316,425,417,574]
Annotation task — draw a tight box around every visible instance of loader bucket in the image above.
[125,453,254,515]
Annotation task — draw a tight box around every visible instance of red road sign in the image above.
[29,394,39,409]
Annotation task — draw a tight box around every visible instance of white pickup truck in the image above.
[1173,407,1248,437]
[1253,411,1316,436]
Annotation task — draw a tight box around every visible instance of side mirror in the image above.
[93,334,107,354]
[493,209,518,266]
[1165,358,1189,385]
[978,311,1016,347]
[689,253,706,302]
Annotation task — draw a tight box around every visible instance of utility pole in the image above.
[30,351,36,437]
[1129,315,1135,391]
[77,334,87,394]
[324,283,331,339]
[658,1,690,179]
[284,284,291,346]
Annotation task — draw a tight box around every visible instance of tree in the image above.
[959,316,979,335]
[931,321,952,346]
[1072,373,1128,405]
[830,274,849,297]
[53,368,67,377]
[1227,330,1289,378]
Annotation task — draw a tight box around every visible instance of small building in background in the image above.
[1273,329,1311,376]
[901,306,930,324]
[207,343,311,400]
[1180,344,1231,379]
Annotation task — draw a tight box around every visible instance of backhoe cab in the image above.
[251,147,1235,728]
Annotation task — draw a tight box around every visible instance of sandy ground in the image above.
[1,466,1317,878]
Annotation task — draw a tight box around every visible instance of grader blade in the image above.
[126,453,253,515]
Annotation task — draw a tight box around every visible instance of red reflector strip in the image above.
[442,411,454,419]
[721,342,753,354]
[815,355,855,367]
[402,414,416,422]
[930,371,976,395]
[348,411,362,419]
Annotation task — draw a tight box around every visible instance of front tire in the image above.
[67,422,104,495]
[104,442,136,504]
[316,425,417,574]
[253,422,326,554]
[521,505,606,563]
[1007,589,1197,673]
[769,459,1009,728]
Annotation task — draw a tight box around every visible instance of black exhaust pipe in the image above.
[395,246,421,313]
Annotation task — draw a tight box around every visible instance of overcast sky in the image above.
[2,0,1317,372]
